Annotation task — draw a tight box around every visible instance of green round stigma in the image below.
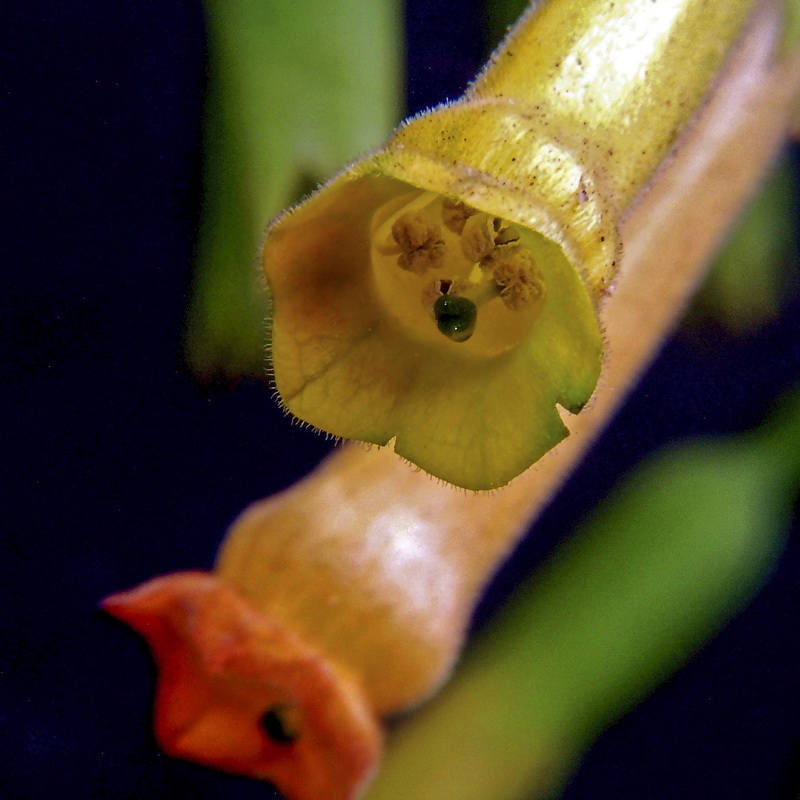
[433,294,477,342]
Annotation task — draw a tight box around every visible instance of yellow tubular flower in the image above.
[262,0,755,490]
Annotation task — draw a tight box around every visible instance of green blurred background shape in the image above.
[485,0,528,47]
[186,0,402,380]
[691,158,798,332]
[365,393,800,800]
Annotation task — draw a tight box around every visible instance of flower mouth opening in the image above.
[371,190,547,356]
[263,172,603,488]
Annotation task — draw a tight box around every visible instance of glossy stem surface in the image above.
[472,0,756,212]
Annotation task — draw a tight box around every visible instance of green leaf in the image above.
[186,0,402,380]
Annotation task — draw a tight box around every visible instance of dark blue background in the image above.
[3,2,799,798]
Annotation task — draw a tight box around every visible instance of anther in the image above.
[460,214,497,262]
[441,198,476,234]
[485,246,545,310]
[391,212,446,273]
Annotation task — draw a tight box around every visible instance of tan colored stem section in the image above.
[217,0,799,717]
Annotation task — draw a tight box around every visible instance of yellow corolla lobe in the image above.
[262,0,755,490]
